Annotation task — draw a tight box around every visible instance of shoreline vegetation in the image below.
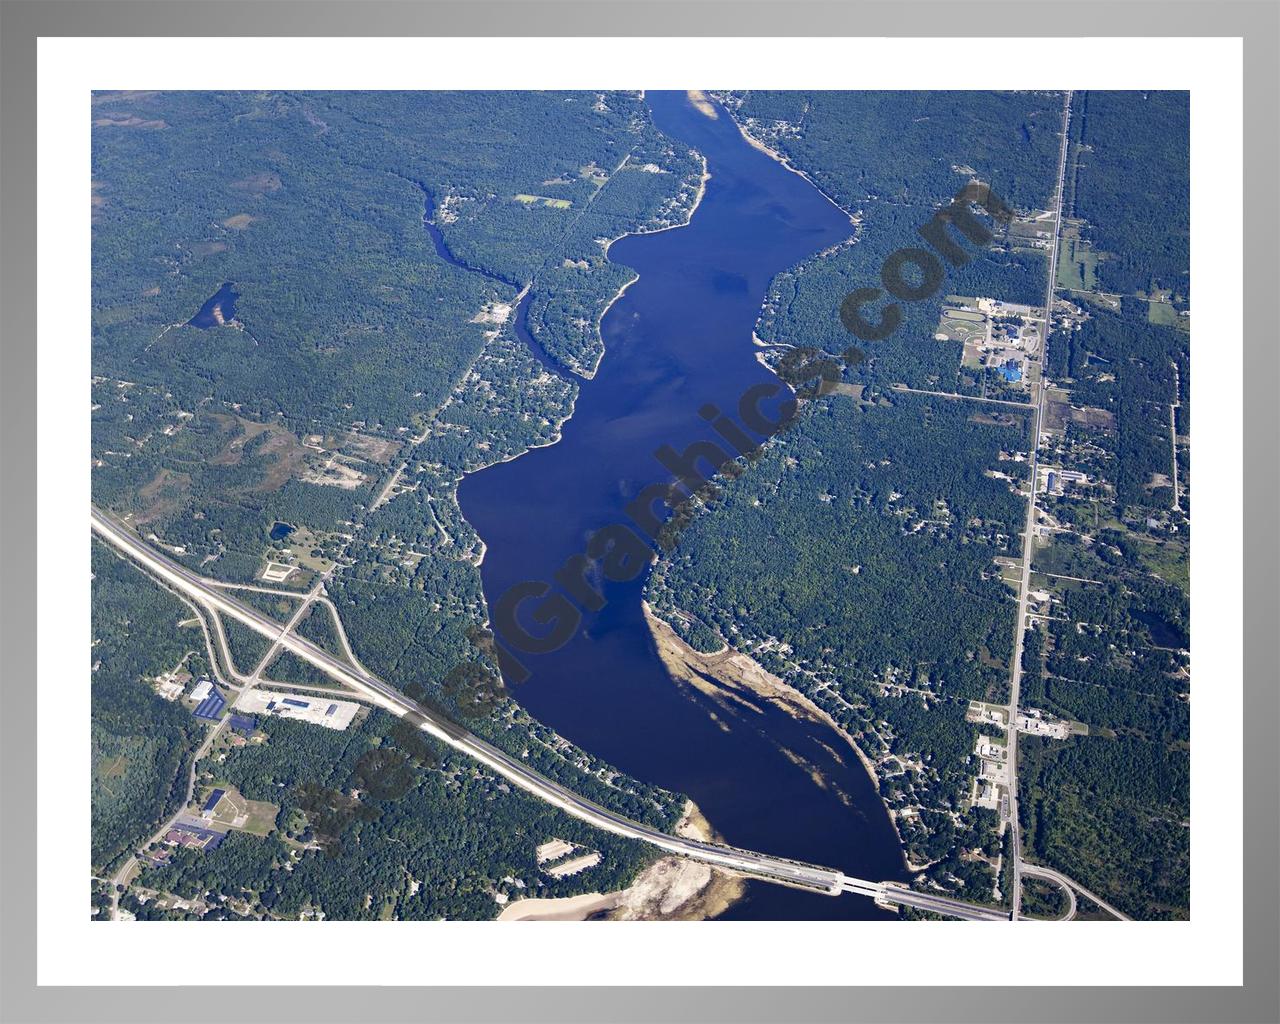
[584,151,711,380]
[706,92,859,231]
[496,799,745,921]
[462,117,710,534]
[643,601,904,853]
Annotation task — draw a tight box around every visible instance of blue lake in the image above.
[187,281,239,328]
[457,91,908,919]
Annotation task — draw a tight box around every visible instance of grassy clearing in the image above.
[1133,536,1190,594]
[1056,235,1100,292]
[205,784,279,836]
[281,525,336,573]
[514,194,572,209]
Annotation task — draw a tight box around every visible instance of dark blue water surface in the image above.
[457,91,908,919]
[187,282,239,328]
[415,183,567,380]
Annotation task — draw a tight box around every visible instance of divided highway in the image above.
[92,507,1009,921]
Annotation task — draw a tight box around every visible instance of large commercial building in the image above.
[233,689,359,731]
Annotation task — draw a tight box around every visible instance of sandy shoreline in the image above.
[643,602,891,819]
[496,891,616,922]
[712,96,858,231]
[496,799,745,922]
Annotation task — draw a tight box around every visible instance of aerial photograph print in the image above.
[90,88,1190,924]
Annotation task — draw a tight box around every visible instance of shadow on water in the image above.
[456,91,909,919]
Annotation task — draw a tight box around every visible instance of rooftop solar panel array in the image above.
[193,689,227,721]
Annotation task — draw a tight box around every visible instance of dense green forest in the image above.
[91,543,205,873]
[717,91,1060,390]
[648,90,1191,914]
[718,92,1063,211]
[264,648,345,688]
[1020,875,1070,920]
[222,617,275,676]
[1020,733,1188,919]
[293,602,345,659]
[92,89,1191,919]
[91,92,702,916]
[648,389,1028,869]
[1013,90,1190,919]
[92,90,702,591]
[645,90,1066,889]
[1021,523,1190,919]
[1065,91,1189,298]
[136,710,660,920]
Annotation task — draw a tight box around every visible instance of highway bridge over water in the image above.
[92,507,1010,922]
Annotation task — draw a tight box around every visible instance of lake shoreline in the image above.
[642,600,907,859]
[457,91,907,918]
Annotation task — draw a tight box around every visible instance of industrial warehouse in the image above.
[232,689,360,731]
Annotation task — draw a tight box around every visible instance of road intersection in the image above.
[93,506,1011,922]
[1004,89,1074,921]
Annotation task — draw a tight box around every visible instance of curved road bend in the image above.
[1020,863,1131,922]
[92,507,1010,922]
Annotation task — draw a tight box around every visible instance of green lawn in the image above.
[1056,236,1099,292]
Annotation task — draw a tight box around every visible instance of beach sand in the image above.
[496,799,744,922]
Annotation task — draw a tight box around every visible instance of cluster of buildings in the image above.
[232,689,359,731]
[1014,709,1073,740]
[154,674,187,701]
[969,732,1010,814]
[152,668,231,723]
[941,296,1044,391]
[159,821,225,854]
[1040,466,1091,497]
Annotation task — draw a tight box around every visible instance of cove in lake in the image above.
[415,183,567,380]
[187,282,239,329]
[456,92,908,919]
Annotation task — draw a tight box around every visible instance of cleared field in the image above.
[204,785,279,836]
[1043,388,1116,433]
[277,525,336,573]
[936,307,988,346]
[1056,234,1100,292]
[514,194,572,209]
[536,839,576,864]
[545,851,602,878]
[233,688,360,731]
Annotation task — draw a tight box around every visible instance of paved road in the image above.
[859,882,1011,922]
[889,384,1032,409]
[1020,863,1077,920]
[1005,89,1073,920]
[94,508,1029,920]
[109,714,228,920]
[1020,862,1130,921]
[1169,359,1182,512]
[93,509,865,900]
